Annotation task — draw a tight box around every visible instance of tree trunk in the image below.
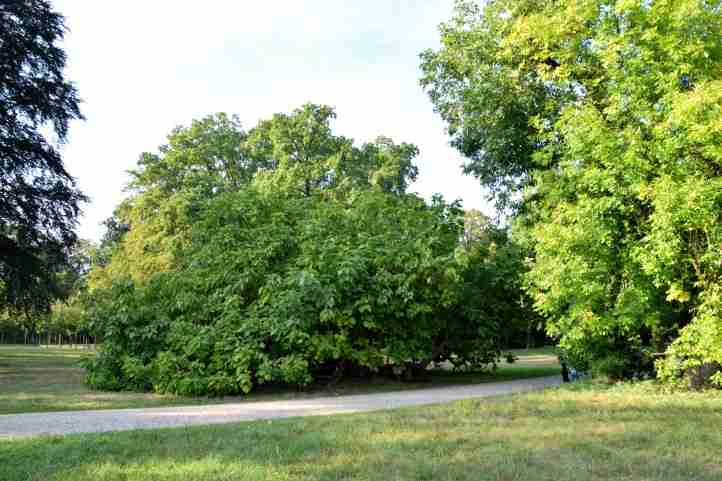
[526,321,533,349]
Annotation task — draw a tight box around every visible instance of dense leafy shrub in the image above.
[84,188,511,394]
[83,104,535,395]
[657,290,722,390]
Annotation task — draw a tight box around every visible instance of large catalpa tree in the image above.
[422,0,722,387]
[83,104,520,395]
[0,0,86,314]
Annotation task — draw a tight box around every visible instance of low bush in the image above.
[84,189,517,395]
[657,296,722,390]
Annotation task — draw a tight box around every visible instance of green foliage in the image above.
[128,113,255,195]
[589,354,630,382]
[85,188,504,394]
[83,104,529,395]
[248,104,419,197]
[90,104,421,290]
[422,0,722,387]
[457,214,544,352]
[657,286,722,390]
[0,0,87,315]
[49,297,86,334]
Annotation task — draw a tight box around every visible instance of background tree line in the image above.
[0,237,96,347]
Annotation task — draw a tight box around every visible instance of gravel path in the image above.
[0,375,560,439]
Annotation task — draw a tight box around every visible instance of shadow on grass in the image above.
[2,384,721,481]
[1,344,560,415]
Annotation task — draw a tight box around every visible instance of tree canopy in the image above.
[0,0,86,314]
[422,0,722,387]
[83,104,530,394]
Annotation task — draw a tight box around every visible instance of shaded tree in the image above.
[0,0,86,314]
[458,210,544,350]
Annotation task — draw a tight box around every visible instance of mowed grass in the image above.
[0,345,559,414]
[2,382,721,481]
[0,346,199,414]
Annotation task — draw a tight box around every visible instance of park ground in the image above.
[1,380,721,481]
[0,345,559,415]
[3,346,721,481]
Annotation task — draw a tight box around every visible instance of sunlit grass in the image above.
[0,345,198,414]
[0,345,559,415]
[2,381,720,481]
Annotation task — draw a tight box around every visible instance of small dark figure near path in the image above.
[560,361,570,383]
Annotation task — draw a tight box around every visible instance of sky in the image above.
[53,1,492,241]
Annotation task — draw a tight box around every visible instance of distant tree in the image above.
[248,103,419,197]
[91,213,130,269]
[0,0,86,314]
[461,209,491,249]
[90,105,423,290]
[362,136,419,195]
[128,113,254,195]
[458,210,544,349]
[54,239,95,298]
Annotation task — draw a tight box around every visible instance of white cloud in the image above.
[52,0,493,240]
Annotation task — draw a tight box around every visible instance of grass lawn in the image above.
[1,381,720,481]
[0,345,559,415]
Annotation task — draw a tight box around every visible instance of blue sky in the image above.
[53,1,491,240]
